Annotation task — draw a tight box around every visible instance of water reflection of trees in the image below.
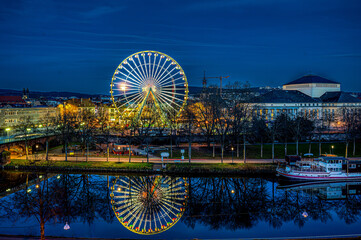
[0,173,115,240]
[1,173,361,238]
[184,177,361,230]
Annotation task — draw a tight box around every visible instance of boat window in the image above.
[350,164,356,169]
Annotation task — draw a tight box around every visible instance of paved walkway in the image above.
[18,154,285,164]
[17,154,361,164]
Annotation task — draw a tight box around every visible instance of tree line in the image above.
[11,84,361,162]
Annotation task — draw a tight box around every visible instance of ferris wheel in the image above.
[110,175,188,235]
[110,50,189,124]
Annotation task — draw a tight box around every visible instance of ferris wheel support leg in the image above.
[134,90,151,123]
[150,89,170,126]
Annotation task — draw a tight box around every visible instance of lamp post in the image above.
[231,147,234,164]
[331,145,334,154]
[5,128,11,139]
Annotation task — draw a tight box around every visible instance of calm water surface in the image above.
[0,171,361,239]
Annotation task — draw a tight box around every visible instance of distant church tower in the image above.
[22,88,29,100]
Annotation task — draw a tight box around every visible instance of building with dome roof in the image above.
[249,75,361,129]
[283,75,340,98]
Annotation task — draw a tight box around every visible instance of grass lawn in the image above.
[8,159,153,170]
[160,142,361,159]
[166,162,276,171]
[7,159,276,173]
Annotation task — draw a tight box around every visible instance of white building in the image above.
[283,75,340,98]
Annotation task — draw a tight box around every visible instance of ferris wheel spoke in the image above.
[159,92,185,105]
[129,206,145,229]
[118,95,146,117]
[148,54,152,80]
[128,58,147,84]
[115,71,143,87]
[153,92,177,115]
[154,61,173,85]
[141,54,149,79]
[160,198,183,211]
[120,63,145,86]
[157,70,180,86]
[160,90,186,97]
[156,63,178,83]
[135,55,148,83]
[150,54,158,81]
[115,68,143,86]
[129,57,147,83]
[154,93,178,110]
[113,89,142,96]
[123,203,143,220]
[153,57,167,82]
[161,82,187,88]
[159,76,185,86]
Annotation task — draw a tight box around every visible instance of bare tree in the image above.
[78,109,97,162]
[340,107,360,157]
[38,113,57,161]
[213,96,231,163]
[291,113,314,156]
[97,107,112,162]
[267,117,283,163]
[251,117,269,158]
[55,105,76,161]
[16,116,34,160]
[181,101,197,163]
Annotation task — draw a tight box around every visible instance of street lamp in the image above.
[231,147,234,163]
[331,145,334,154]
[5,128,11,138]
[118,146,121,163]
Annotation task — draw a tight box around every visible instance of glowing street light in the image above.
[231,147,234,163]
[5,128,11,137]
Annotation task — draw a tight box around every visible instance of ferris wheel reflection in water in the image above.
[110,175,188,235]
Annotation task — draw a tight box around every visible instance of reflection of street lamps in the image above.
[64,222,70,230]
[231,147,234,163]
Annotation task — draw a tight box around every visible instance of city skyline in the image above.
[1,0,361,94]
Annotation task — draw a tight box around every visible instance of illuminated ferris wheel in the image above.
[110,50,189,123]
[110,175,188,235]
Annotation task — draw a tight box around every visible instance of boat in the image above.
[277,156,361,181]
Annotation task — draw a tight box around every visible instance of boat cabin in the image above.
[285,155,301,165]
[342,160,361,173]
[315,156,345,172]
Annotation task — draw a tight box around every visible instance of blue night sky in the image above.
[1,0,361,94]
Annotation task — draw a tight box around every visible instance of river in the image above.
[0,171,360,239]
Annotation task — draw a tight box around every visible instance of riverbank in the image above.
[2,159,277,176]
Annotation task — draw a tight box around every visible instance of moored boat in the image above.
[277,156,361,181]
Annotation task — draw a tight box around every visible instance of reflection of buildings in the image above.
[278,181,361,200]
[110,175,188,235]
